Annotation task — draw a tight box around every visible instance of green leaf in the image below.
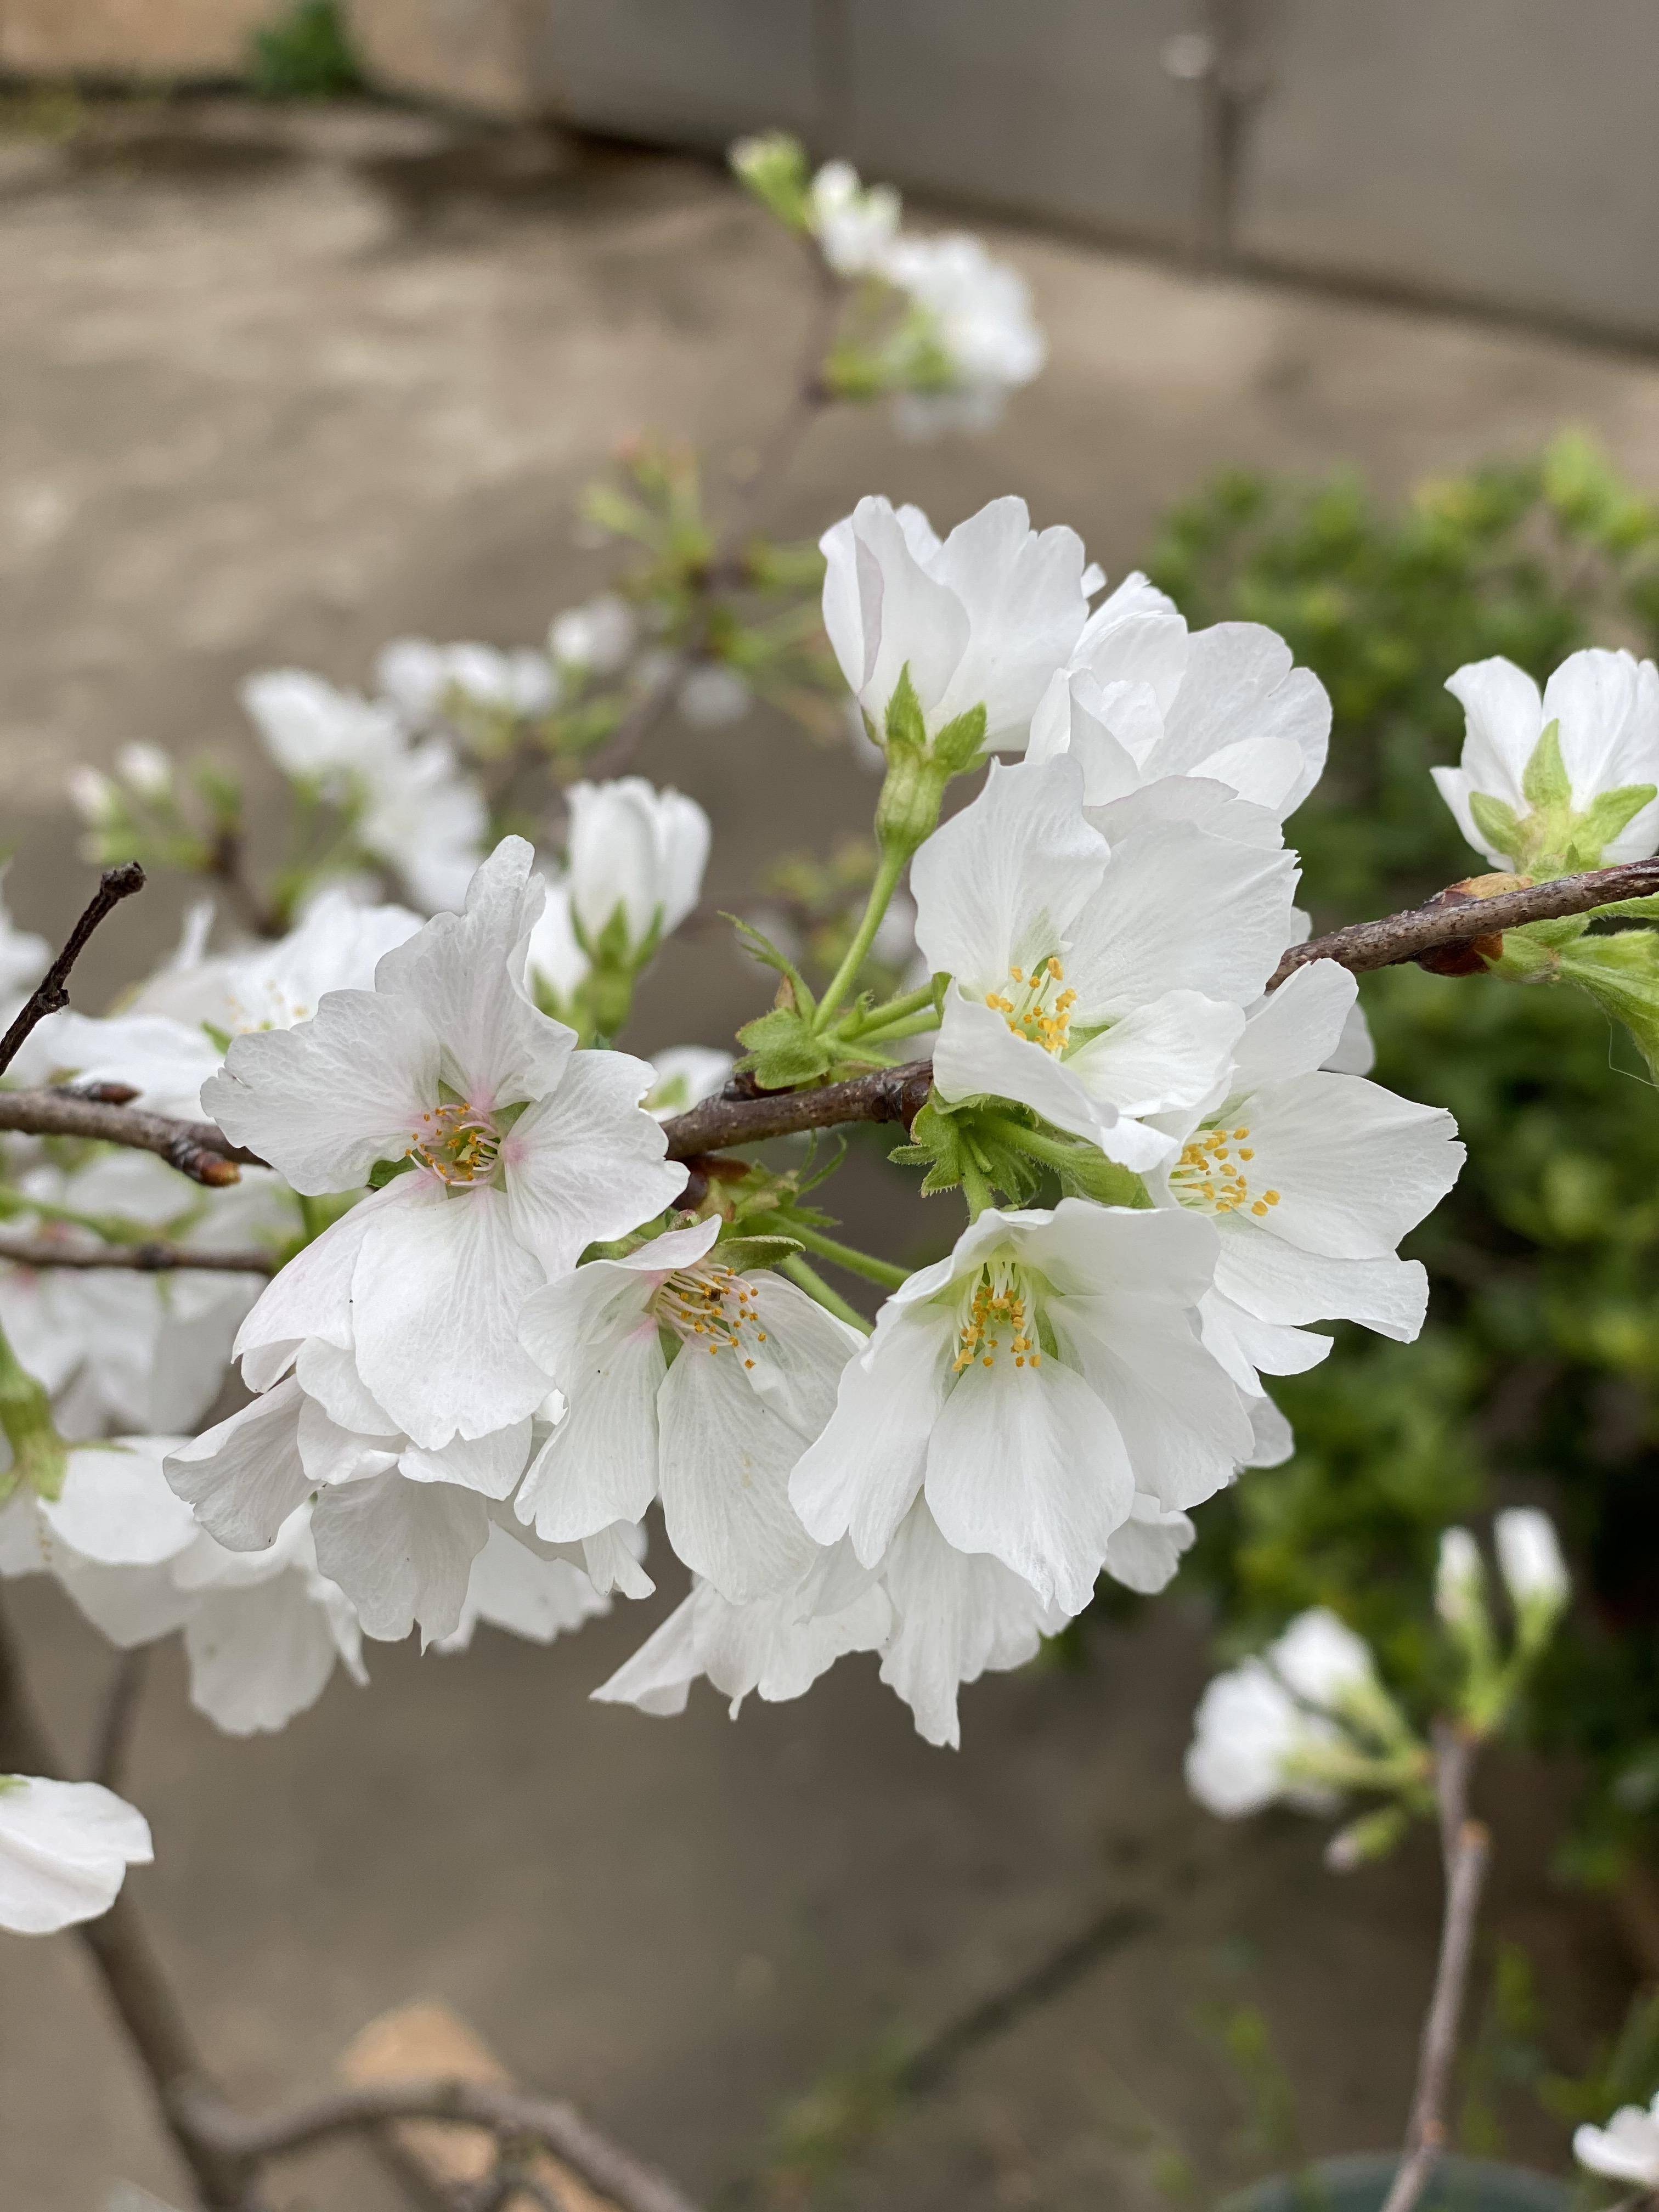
[1559,930,1659,1079]
[735,1004,836,1089]
[1468,791,1526,862]
[1520,720,1570,810]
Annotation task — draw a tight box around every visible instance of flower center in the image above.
[408,1101,503,1187]
[1170,1121,1282,1219]
[983,955,1077,1056]
[652,1263,767,1370]
[952,1259,1041,1374]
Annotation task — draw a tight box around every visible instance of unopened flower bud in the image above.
[1435,1526,1487,1633]
[1494,1507,1569,1641]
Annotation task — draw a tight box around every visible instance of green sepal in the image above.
[1052,1146,1154,1208]
[0,1323,66,1505]
[883,665,927,758]
[1325,1804,1410,1872]
[1520,720,1570,810]
[1590,891,1659,919]
[735,1003,836,1088]
[1468,791,1526,864]
[708,1234,803,1274]
[932,702,987,774]
[889,1095,1043,1205]
[729,131,812,231]
[1574,781,1658,855]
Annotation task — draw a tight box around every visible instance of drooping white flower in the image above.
[1149,959,1463,1389]
[819,496,1092,752]
[549,595,636,677]
[916,758,1298,1170]
[201,839,686,1448]
[565,779,710,959]
[1493,1506,1569,1618]
[791,1199,1251,1616]
[0,1776,152,1934]
[1184,1608,1381,1818]
[1434,649,1659,869]
[644,1046,733,1120]
[516,1218,857,1602]
[594,1538,889,1718]
[1026,574,1331,824]
[809,159,901,276]
[881,234,1045,431]
[1575,2095,1659,2188]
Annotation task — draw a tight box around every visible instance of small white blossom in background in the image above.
[549,594,636,677]
[1435,1525,1488,1634]
[376,639,557,730]
[1575,2094,1659,2190]
[565,779,710,960]
[644,1046,733,1119]
[808,159,901,276]
[1185,1607,1385,1819]
[1494,1505,1570,1633]
[676,663,753,730]
[1434,648,1659,871]
[0,1775,152,1934]
[882,233,1046,436]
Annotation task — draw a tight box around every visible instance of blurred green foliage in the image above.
[247,0,365,99]
[1147,433,1659,1877]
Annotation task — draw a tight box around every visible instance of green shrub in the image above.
[1148,434,1659,1877]
[247,0,364,99]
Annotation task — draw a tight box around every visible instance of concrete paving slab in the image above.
[0,111,1650,2211]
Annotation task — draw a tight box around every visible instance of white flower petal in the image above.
[165,1378,311,1550]
[0,1777,153,1934]
[311,1471,488,1644]
[504,1050,686,1278]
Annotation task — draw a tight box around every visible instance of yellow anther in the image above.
[1265,1190,1280,1205]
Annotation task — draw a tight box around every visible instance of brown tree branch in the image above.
[1269,856,1659,989]
[0,862,147,1077]
[174,2078,702,2212]
[660,1059,933,1158]
[0,1232,275,1274]
[1378,1725,1491,2212]
[90,1646,149,1794]
[0,1088,256,1186]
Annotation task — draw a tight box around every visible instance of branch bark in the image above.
[0,862,146,1077]
[175,2077,702,2212]
[660,1059,932,1158]
[0,1088,256,1186]
[1378,1726,1491,2212]
[1269,856,1659,989]
[0,1233,275,1274]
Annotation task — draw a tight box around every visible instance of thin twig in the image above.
[1270,857,1659,989]
[0,863,146,1077]
[1378,1725,1491,2212]
[661,1059,933,1158]
[0,1088,257,1186]
[89,1646,150,1793]
[0,1232,275,1274]
[175,2078,702,2212]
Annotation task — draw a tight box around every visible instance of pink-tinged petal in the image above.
[351,1180,552,1448]
[505,1049,686,1277]
[202,989,440,1194]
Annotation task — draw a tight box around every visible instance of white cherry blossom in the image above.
[809,159,901,275]
[1185,1607,1381,1818]
[1026,574,1331,823]
[549,595,636,677]
[0,1776,153,1934]
[516,1218,858,1602]
[916,758,1298,1170]
[1149,959,1463,1392]
[820,496,1092,751]
[565,778,710,957]
[241,669,404,787]
[881,235,1046,433]
[201,839,686,1449]
[375,639,556,729]
[1575,2095,1659,2189]
[791,1199,1252,1616]
[1435,648,1659,868]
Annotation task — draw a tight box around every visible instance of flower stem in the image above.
[781,1254,873,1333]
[842,980,938,1039]
[790,1224,909,1289]
[812,848,907,1033]
[960,1156,995,1221]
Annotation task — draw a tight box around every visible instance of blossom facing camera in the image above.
[1434,648,1659,872]
[0,1776,153,1934]
[1493,1506,1569,1637]
[201,837,686,1448]
[1575,2095,1659,2189]
[791,1198,1251,1616]
[881,233,1046,431]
